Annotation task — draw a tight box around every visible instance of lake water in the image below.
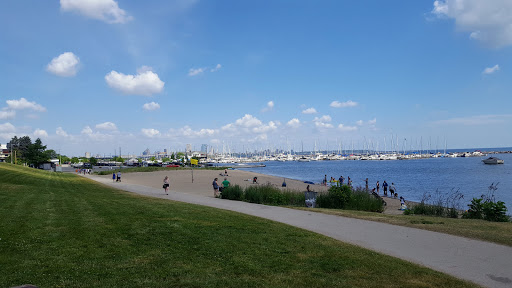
[239,153,512,208]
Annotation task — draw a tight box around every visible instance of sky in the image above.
[1,0,512,157]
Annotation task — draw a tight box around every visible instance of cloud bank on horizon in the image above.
[1,0,512,156]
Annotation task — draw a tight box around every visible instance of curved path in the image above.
[85,174,512,288]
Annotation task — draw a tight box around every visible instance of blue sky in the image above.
[1,0,512,157]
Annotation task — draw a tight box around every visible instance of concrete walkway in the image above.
[86,175,512,288]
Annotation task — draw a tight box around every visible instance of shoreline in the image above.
[97,168,405,214]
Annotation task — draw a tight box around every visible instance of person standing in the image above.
[390,183,397,198]
[376,181,380,195]
[116,171,121,182]
[348,177,352,187]
[222,177,230,189]
[212,178,220,197]
[339,175,344,186]
[383,180,388,196]
[323,174,327,186]
[163,176,170,195]
[112,172,116,182]
[224,168,228,176]
[364,178,369,191]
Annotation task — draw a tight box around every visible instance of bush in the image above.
[462,183,509,222]
[317,185,352,209]
[221,184,243,201]
[345,188,385,212]
[409,189,464,218]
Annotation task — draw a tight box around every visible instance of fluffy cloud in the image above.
[432,0,512,48]
[56,127,69,137]
[338,124,357,132]
[482,64,500,74]
[46,52,80,77]
[60,0,132,24]
[141,128,160,137]
[95,122,117,131]
[313,115,333,129]
[6,98,46,112]
[262,101,274,112]
[0,122,15,132]
[330,100,358,108]
[174,126,217,138]
[368,118,377,125]
[143,102,160,111]
[188,67,205,76]
[211,64,222,72]
[34,129,48,138]
[81,126,93,135]
[286,118,301,128]
[221,114,279,137]
[105,68,164,96]
[356,120,364,126]
[0,110,15,120]
[302,107,317,114]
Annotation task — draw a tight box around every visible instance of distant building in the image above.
[201,144,207,152]
[0,144,9,162]
[164,148,168,153]
[186,144,192,154]
[142,148,150,156]
[85,152,91,158]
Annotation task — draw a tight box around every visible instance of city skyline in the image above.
[1,0,512,156]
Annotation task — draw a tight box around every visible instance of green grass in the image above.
[0,163,476,287]
[294,207,512,247]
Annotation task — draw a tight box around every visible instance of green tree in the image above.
[71,157,79,164]
[150,156,156,162]
[60,155,71,163]
[24,138,49,167]
[170,153,175,160]
[8,136,32,163]
[89,157,98,166]
[45,149,58,159]
[162,157,170,163]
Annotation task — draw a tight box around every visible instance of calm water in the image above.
[240,153,512,207]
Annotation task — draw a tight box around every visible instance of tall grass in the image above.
[410,189,464,218]
[316,185,385,212]
[221,184,306,206]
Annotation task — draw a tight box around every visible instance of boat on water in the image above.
[482,157,504,165]
[298,156,310,162]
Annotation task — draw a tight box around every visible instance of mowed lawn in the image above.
[0,164,476,288]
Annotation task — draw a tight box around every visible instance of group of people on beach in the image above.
[112,171,121,182]
[212,177,230,197]
[323,175,400,199]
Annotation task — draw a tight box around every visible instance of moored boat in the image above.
[482,157,504,165]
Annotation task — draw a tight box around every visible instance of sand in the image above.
[99,168,403,214]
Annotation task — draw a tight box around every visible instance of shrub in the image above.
[221,184,243,201]
[462,183,509,222]
[345,188,384,212]
[316,185,352,209]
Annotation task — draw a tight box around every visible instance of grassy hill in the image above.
[0,163,475,287]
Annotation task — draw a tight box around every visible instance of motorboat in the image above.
[482,157,504,165]
[297,156,310,162]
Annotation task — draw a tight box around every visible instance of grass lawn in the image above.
[0,163,476,287]
[293,207,512,247]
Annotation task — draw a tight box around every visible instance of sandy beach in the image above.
[99,168,403,214]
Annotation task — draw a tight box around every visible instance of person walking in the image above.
[348,177,352,187]
[376,181,380,195]
[112,172,116,182]
[163,176,170,195]
[212,178,220,197]
[116,171,122,182]
[383,180,388,196]
[339,175,344,186]
[364,178,369,191]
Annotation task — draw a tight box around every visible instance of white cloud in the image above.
[141,128,160,137]
[286,118,301,128]
[46,52,80,77]
[221,114,279,139]
[338,124,358,132]
[432,0,512,48]
[188,67,206,76]
[0,122,15,132]
[482,64,500,74]
[143,102,160,111]
[330,100,358,108]
[262,101,274,112]
[368,118,377,125]
[81,126,93,135]
[105,68,164,96]
[235,114,263,128]
[95,122,117,131]
[34,129,48,138]
[302,107,317,114]
[60,0,132,24]
[6,98,46,112]
[0,110,15,120]
[175,126,217,138]
[210,64,222,72]
[356,120,364,126]
[56,127,69,137]
[313,115,333,129]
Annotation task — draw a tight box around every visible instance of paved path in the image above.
[86,175,512,288]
